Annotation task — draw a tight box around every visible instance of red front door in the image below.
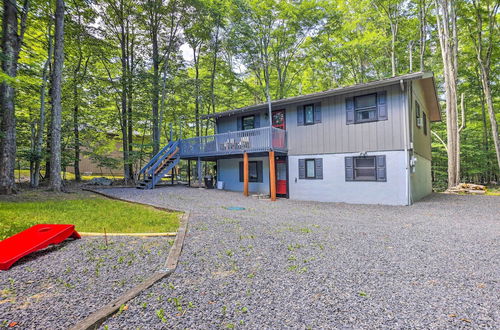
[276,159,287,196]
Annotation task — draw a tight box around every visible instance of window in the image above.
[346,91,387,125]
[305,159,315,178]
[304,104,314,125]
[354,94,377,123]
[423,111,428,135]
[415,101,421,119]
[298,158,323,179]
[239,161,263,182]
[242,115,255,130]
[345,155,386,182]
[354,157,376,181]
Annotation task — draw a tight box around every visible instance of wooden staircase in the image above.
[136,141,181,189]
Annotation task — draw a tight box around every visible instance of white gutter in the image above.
[401,80,411,206]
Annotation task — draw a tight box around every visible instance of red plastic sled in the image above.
[0,224,80,271]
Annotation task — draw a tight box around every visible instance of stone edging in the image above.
[69,189,190,330]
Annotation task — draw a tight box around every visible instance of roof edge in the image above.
[204,72,433,120]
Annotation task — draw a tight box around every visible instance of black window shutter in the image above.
[298,159,306,179]
[346,97,354,124]
[237,117,243,131]
[239,162,243,182]
[377,91,388,120]
[297,106,304,126]
[376,155,386,181]
[315,158,323,179]
[257,161,263,182]
[345,157,354,181]
[314,102,322,123]
[254,114,260,128]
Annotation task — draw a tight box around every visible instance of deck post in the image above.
[243,152,249,196]
[197,157,202,188]
[187,160,191,187]
[269,151,276,201]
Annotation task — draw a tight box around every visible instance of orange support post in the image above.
[269,151,276,201]
[243,152,249,196]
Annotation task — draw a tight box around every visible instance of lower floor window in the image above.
[305,159,316,178]
[354,157,376,181]
[345,155,386,182]
[239,161,263,182]
[298,158,323,179]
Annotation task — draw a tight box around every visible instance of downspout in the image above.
[400,80,411,206]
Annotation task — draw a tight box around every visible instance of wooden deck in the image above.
[179,127,287,159]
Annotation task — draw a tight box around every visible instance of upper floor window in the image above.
[242,115,255,130]
[297,103,321,126]
[304,105,314,125]
[423,112,428,135]
[346,91,387,124]
[354,94,377,123]
[415,100,421,120]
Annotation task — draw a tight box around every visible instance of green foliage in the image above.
[6,0,500,186]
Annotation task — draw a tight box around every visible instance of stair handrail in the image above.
[149,152,181,189]
[138,141,174,178]
[147,140,180,176]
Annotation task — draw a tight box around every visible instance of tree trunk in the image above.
[73,88,81,182]
[0,0,20,194]
[193,46,201,137]
[149,2,160,155]
[32,32,53,187]
[418,0,427,71]
[209,25,220,133]
[119,4,130,183]
[49,0,65,191]
[479,67,500,172]
[435,0,459,188]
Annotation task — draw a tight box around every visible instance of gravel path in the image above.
[96,186,499,329]
[0,236,172,329]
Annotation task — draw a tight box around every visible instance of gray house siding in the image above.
[217,110,269,134]
[411,80,432,160]
[216,83,408,156]
[286,83,407,156]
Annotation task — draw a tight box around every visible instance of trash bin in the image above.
[204,175,214,189]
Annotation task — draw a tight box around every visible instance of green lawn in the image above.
[0,191,180,240]
[14,169,123,181]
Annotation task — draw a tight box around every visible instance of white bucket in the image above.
[217,181,224,190]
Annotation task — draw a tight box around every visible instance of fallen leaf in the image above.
[460,318,471,323]
[122,305,129,311]
[8,322,17,327]
[448,314,457,318]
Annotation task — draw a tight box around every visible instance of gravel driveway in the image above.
[0,236,172,329]
[95,186,499,329]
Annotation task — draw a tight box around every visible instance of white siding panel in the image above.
[289,151,408,205]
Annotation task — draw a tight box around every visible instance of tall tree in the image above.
[49,0,65,191]
[374,0,405,76]
[32,27,52,187]
[435,0,460,187]
[464,0,500,172]
[145,0,163,154]
[0,0,29,194]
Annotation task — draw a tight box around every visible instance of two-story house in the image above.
[138,72,441,206]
